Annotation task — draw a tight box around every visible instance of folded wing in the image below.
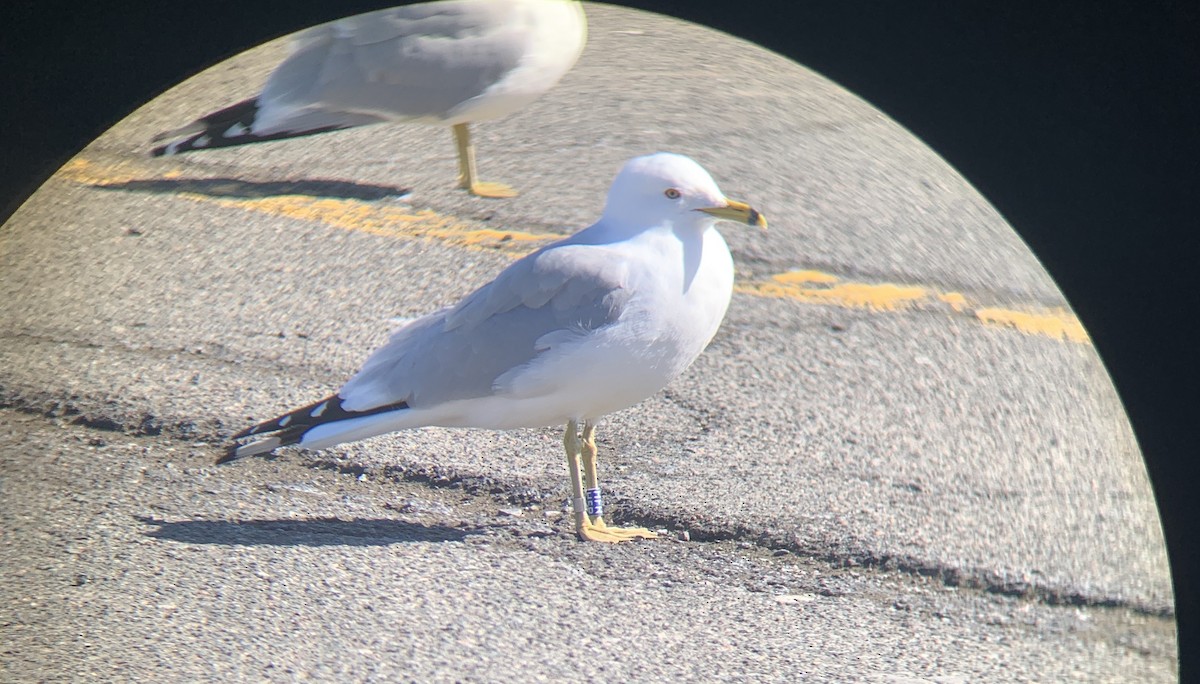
[338,242,630,413]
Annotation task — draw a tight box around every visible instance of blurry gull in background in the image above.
[151,0,587,198]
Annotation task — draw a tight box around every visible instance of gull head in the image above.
[601,153,767,233]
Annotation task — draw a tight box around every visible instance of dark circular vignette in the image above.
[1,0,1196,670]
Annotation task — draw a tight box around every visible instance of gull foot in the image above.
[576,517,658,543]
[468,181,518,199]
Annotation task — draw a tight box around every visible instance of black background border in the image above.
[2,0,1195,672]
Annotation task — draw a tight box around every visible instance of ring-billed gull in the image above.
[150,0,587,198]
[223,153,767,542]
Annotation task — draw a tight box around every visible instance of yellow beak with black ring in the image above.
[699,198,768,230]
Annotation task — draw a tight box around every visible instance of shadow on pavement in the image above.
[135,515,471,546]
[93,177,412,201]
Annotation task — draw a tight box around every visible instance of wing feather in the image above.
[258,2,529,126]
[338,242,629,412]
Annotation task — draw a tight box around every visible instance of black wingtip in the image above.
[150,97,260,156]
[230,421,265,441]
[221,395,411,465]
[150,96,358,157]
[220,394,348,465]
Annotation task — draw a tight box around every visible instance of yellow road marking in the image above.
[938,292,968,312]
[58,157,556,254]
[975,307,1089,344]
[771,269,839,285]
[741,269,1090,344]
[58,158,142,185]
[60,157,1088,344]
[203,195,551,252]
[747,275,928,312]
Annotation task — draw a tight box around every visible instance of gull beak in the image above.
[699,198,768,230]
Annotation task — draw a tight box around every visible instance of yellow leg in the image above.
[567,420,657,542]
[452,123,517,198]
[563,419,589,537]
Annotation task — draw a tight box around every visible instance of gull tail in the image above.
[149,98,381,157]
[220,393,410,464]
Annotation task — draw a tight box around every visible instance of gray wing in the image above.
[256,1,535,128]
[338,243,630,412]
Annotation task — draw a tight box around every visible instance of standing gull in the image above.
[150,0,587,198]
[223,153,767,542]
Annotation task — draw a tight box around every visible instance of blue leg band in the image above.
[585,487,603,517]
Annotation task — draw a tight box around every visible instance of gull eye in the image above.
[664,188,681,199]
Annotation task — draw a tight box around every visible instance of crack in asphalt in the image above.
[0,382,1171,618]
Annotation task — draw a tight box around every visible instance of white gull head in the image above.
[599,153,767,234]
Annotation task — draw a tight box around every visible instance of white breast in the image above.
[447,0,587,123]
[567,225,734,417]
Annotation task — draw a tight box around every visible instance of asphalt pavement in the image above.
[0,3,1176,681]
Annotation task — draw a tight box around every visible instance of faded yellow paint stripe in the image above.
[771,269,839,285]
[58,157,557,254]
[938,292,968,312]
[741,269,1090,344]
[201,195,552,253]
[58,157,143,185]
[749,276,928,312]
[975,307,1090,343]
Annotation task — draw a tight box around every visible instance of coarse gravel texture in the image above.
[0,411,1177,682]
